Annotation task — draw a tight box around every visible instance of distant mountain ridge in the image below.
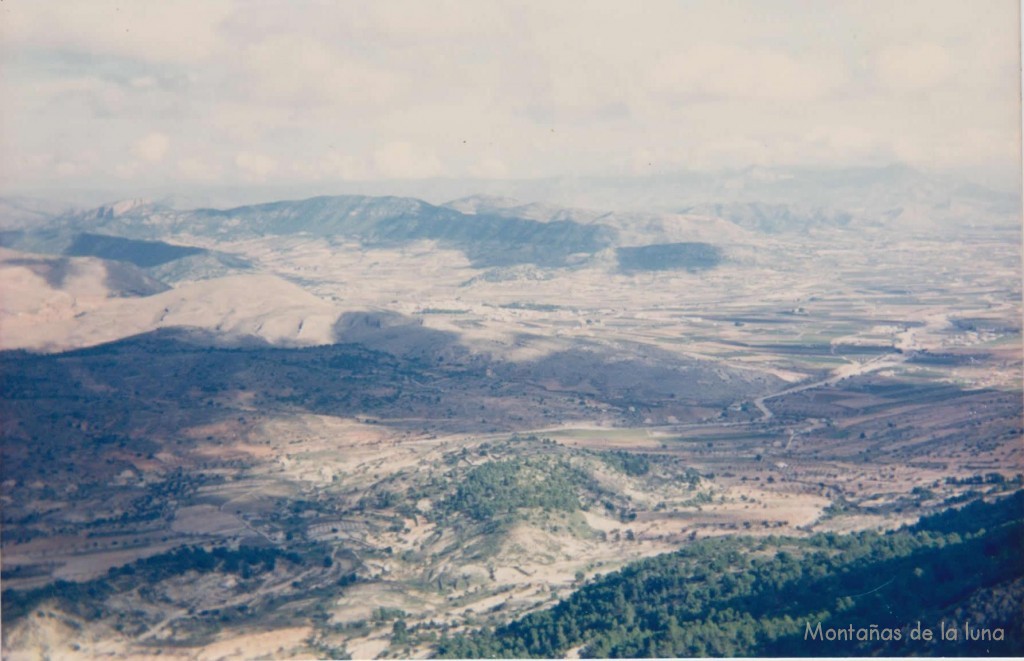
[45,195,619,268]
[2,163,1015,281]
[443,195,753,245]
[679,202,854,234]
[441,165,1019,232]
[0,229,249,284]
[3,163,1015,228]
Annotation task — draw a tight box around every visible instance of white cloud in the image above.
[371,142,444,180]
[114,162,140,179]
[893,127,1021,171]
[55,161,80,177]
[133,133,170,163]
[315,151,372,182]
[806,126,884,161]
[0,0,1018,192]
[647,44,845,103]
[234,152,277,181]
[130,76,159,89]
[236,35,400,109]
[177,156,223,182]
[874,43,955,91]
[471,156,510,179]
[2,0,233,63]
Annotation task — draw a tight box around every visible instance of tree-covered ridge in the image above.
[436,491,1024,658]
[595,450,652,477]
[1,545,302,625]
[434,457,593,522]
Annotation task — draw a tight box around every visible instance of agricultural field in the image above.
[2,187,1021,658]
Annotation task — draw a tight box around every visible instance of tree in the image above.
[391,619,409,645]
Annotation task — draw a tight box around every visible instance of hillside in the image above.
[437,492,1024,658]
[0,272,342,351]
[50,195,620,269]
[1,176,1020,659]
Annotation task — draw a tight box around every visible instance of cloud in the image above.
[371,142,444,179]
[471,156,510,179]
[874,43,955,91]
[314,151,371,182]
[235,35,400,109]
[0,0,1018,192]
[133,132,170,163]
[234,151,277,181]
[2,0,233,64]
[177,156,223,182]
[114,162,140,179]
[55,161,80,177]
[647,44,846,103]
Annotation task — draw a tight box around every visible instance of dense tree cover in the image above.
[2,545,301,624]
[433,457,591,522]
[596,450,651,477]
[436,492,1023,658]
[909,489,1019,534]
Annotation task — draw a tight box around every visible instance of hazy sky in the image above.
[1,0,1020,195]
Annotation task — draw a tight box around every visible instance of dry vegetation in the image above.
[2,220,1021,658]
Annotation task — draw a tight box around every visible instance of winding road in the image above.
[752,313,947,421]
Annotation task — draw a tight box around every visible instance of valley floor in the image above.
[2,223,1022,658]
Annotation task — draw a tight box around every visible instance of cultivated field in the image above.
[2,214,1021,658]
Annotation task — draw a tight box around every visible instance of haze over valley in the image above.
[2,0,1021,657]
[2,164,1022,658]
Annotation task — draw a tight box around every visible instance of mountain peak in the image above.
[443,195,524,215]
[95,198,155,219]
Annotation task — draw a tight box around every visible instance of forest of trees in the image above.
[436,491,1023,658]
[432,457,592,522]
[1,545,302,624]
[596,450,652,477]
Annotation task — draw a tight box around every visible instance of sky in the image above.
[1,0,1020,198]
